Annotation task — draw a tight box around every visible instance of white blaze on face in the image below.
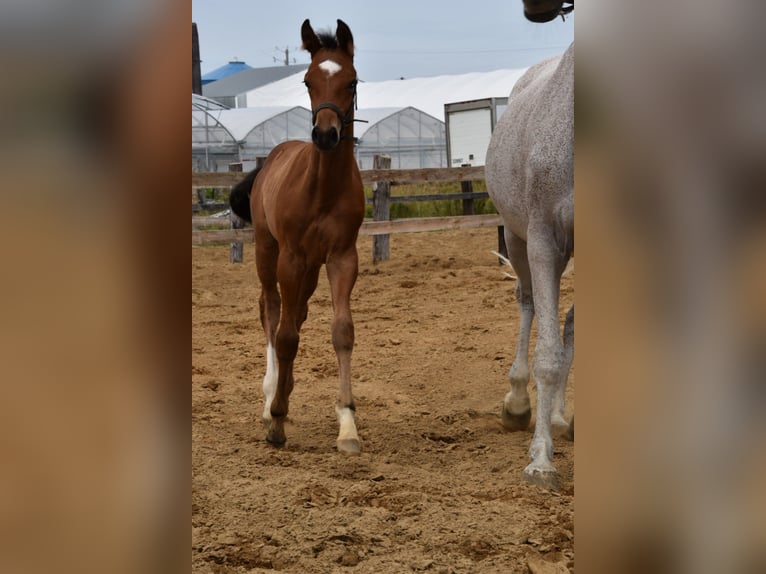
[318,59,342,77]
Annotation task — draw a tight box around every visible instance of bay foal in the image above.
[230,19,364,452]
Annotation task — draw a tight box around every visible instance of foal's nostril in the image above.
[311,127,319,144]
[329,127,339,145]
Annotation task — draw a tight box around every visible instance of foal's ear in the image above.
[301,19,321,55]
[336,19,354,57]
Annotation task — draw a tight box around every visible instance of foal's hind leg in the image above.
[502,230,535,431]
[327,249,360,454]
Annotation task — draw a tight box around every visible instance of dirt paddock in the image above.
[192,226,574,573]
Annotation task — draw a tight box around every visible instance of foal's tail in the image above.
[229,167,261,223]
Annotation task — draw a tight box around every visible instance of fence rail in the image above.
[191,165,485,190]
[192,214,503,245]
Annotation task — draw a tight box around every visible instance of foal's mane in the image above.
[315,30,339,50]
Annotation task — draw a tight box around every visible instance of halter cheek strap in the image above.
[311,87,367,142]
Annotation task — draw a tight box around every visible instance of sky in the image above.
[192,0,574,82]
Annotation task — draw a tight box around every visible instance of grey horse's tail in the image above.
[229,167,261,223]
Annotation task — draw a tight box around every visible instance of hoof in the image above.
[523,463,560,490]
[265,425,286,448]
[502,406,531,431]
[336,438,361,454]
[265,435,286,448]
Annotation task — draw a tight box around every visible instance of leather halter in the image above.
[525,1,574,23]
[311,84,367,142]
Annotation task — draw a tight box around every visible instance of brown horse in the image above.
[229,19,364,453]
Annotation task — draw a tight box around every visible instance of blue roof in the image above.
[202,61,253,84]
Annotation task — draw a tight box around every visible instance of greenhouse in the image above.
[192,103,445,171]
[192,96,312,171]
[354,107,446,169]
[192,94,236,171]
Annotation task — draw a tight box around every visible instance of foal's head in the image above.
[301,19,358,152]
[522,1,574,23]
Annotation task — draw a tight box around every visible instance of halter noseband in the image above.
[311,85,367,142]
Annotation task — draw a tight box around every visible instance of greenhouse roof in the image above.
[194,106,311,143]
[192,93,230,112]
[216,106,310,141]
[245,67,531,121]
[354,107,443,139]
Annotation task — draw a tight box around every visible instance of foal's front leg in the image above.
[326,250,360,453]
[266,253,318,447]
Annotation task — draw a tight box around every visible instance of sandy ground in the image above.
[192,227,574,573]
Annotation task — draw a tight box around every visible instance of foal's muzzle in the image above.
[310,100,354,151]
[311,124,340,151]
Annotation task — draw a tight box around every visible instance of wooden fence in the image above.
[191,164,486,188]
[192,158,506,262]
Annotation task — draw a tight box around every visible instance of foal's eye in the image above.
[348,80,358,90]
[303,80,311,89]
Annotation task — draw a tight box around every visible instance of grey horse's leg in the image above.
[551,304,574,438]
[524,225,568,489]
[502,229,534,431]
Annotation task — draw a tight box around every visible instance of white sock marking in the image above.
[335,406,358,442]
[318,59,342,77]
[262,343,277,420]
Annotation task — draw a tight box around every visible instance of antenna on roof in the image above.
[273,46,298,66]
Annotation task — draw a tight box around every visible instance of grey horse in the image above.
[485,1,574,489]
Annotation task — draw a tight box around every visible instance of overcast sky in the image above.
[192,0,574,82]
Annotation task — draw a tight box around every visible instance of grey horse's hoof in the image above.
[523,464,560,490]
[337,438,361,454]
[502,406,531,431]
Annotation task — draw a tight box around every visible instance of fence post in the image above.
[460,163,474,215]
[372,154,391,263]
[229,162,244,263]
